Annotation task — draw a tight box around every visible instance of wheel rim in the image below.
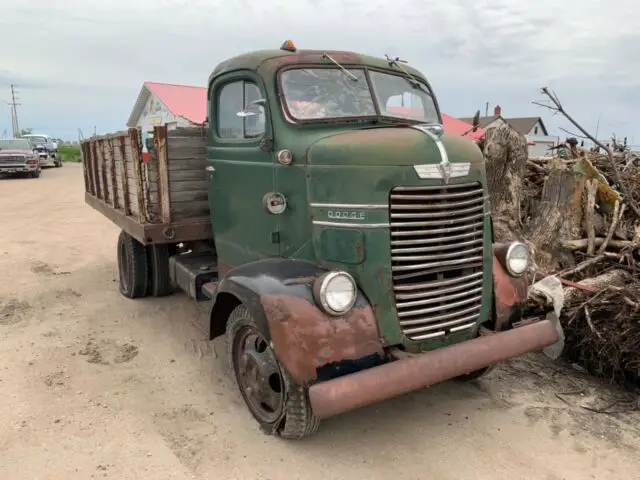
[232,326,285,424]
[118,240,129,292]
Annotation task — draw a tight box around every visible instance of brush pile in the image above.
[482,124,640,386]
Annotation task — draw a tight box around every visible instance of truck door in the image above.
[207,71,279,268]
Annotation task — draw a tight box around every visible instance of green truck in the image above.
[82,41,561,439]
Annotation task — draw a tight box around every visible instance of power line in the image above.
[9,84,20,137]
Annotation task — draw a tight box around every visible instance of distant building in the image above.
[460,105,559,156]
[127,81,206,133]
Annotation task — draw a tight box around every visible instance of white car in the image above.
[22,134,62,168]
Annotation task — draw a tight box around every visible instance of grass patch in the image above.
[58,144,82,163]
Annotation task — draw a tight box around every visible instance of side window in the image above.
[217,80,265,139]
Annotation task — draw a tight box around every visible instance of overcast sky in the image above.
[1,0,638,144]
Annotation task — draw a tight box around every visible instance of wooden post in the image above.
[81,142,92,195]
[128,128,146,223]
[90,140,101,200]
[154,125,172,224]
[98,138,111,206]
[117,135,131,216]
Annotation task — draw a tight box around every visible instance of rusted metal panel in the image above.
[128,128,146,224]
[154,125,172,224]
[261,295,383,385]
[117,135,131,216]
[84,192,212,245]
[308,319,559,420]
[491,249,528,330]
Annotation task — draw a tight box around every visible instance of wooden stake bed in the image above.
[81,125,212,245]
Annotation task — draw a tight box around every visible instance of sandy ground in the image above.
[0,163,638,480]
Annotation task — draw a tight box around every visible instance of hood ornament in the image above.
[410,123,470,184]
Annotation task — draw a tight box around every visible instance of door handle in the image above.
[206,166,215,172]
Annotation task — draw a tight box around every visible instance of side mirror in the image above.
[237,99,266,118]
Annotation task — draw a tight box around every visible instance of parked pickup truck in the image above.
[22,134,62,168]
[0,138,42,178]
[81,41,563,439]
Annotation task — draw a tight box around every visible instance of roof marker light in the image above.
[280,40,297,52]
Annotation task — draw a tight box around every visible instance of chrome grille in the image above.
[389,182,486,341]
[0,156,25,165]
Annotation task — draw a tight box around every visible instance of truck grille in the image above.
[0,156,25,165]
[389,182,486,341]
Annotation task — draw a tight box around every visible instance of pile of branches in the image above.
[482,88,640,387]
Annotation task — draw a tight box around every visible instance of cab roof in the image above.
[209,48,427,84]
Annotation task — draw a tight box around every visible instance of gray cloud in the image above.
[1,0,639,144]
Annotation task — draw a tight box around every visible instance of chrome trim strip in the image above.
[310,202,388,209]
[312,220,389,228]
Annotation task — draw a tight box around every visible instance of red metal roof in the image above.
[145,82,484,140]
[144,81,207,124]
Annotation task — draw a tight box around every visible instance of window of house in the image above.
[217,80,266,139]
[534,126,539,134]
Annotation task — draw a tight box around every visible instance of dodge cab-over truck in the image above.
[82,40,562,439]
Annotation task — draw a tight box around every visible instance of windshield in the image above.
[25,136,48,144]
[280,67,439,123]
[0,139,33,150]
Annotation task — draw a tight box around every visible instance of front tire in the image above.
[117,231,149,298]
[226,304,319,440]
[30,169,41,178]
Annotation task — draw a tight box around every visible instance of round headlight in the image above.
[314,271,357,316]
[505,242,530,276]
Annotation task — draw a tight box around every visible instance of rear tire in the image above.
[117,231,149,298]
[226,304,319,440]
[147,244,173,297]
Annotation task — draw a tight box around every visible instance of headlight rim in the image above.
[313,270,357,317]
[505,241,530,277]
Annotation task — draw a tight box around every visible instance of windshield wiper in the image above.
[322,53,358,81]
[384,55,432,97]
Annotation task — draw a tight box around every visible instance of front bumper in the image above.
[0,164,38,173]
[309,318,560,420]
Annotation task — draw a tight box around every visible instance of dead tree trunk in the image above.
[524,163,585,273]
[482,124,529,242]
[482,125,586,274]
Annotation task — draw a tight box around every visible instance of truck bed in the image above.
[81,125,212,245]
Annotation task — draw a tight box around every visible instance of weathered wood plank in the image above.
[166,170,207,182]
[168,127,207,138]
[117,135,131,216]
[128,128,146,223]
[90,140,102,200]
[107,138,119,209]
[154,125,172,224]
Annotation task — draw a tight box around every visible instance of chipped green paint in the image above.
[206,47,493,352]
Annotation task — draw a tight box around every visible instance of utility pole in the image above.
[9,84,20,137]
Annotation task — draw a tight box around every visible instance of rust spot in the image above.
[261,295,383,385]
[492,253,528,330]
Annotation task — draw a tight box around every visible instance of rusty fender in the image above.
[492,243,529,331]
[309,319,559,420]
[262,295,382,385]
[209,258,383,385]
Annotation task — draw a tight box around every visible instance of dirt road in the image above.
[0,164,638,480]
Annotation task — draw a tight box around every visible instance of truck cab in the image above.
[200,41,560,438]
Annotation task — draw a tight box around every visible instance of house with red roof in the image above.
[127,81,483,141]
[127,81,207,133]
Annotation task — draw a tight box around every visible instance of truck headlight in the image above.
[313,271,357,316]
[505,242,530,276]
